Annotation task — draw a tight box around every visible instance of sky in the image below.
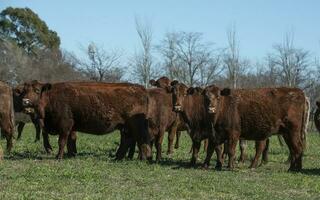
[1,0,320,62]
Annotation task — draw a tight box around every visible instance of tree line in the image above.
[1,7,320,116]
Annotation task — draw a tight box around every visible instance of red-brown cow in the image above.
[19,81,152,160]
[0,81,15,152]
[169,82,222,168]
[314,101,320,133]
[202,86,309,171]
[149,76,189,155]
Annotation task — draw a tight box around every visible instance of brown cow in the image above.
[149,77,189,155]
[169,82,222,167]
[115,78,187,161]
[0,81,15,152]
[13,86,51,153]
[202,86,309,171]
[314,101,320,133]
[19,81,152,160]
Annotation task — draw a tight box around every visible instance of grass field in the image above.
[0,124,320,200]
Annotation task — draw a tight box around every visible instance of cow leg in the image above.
[167,127,177,155]
[34,121,41,142]
[67,131,77,157]
[227,132,239,169]
[115,129,128,160]
[282,131,303,172]
[250,140,267,169]
[17,122,25,140]
[262,138,270,164]
[42,130,52,154]
[127,140,136,159]
[175,131,181,149]
[203,140,223,170]
[133,117,151,160]
[155,129,165,162]
[190,140,201,167]
[56,132,68,159]
[30,115,41,142]
[203,139,208,152]
[238,139,247,163]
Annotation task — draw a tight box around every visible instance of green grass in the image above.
[0,124,320,200]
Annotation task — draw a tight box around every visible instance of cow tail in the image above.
[9,89,15,137]
[314,101,320,134]
[301,96,310,150]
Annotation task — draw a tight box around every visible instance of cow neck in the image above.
[182,93,208,129]
[213,95,237,128]
[38,90,51,119]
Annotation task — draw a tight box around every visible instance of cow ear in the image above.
[41,83,52,93]
[170,80,179,86]
[149,79,156,86]
[187,87,195,95]
[316,101,320,108]
[195,87,203,93]
[220,88,231,96]
[31,80,40,85]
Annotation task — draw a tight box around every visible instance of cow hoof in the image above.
[288,167,301,173]
[45,148,52,154]
[67,152,76,157]
[202,164,209,170]
[215,164,222,171]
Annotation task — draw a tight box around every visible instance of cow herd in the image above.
[0,76,316,172]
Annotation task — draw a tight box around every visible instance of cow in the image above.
[0,81,15,153]
[149,77,189,155]
[14,112,41,142]
[115,77,188,161]
[19,80,152,160]
[314,101,320,133]
[13,85,51,153]
[168,81,222,167]
[202,85,309,171]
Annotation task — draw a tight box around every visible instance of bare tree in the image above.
[223,25,248,89]
[267,32,310,88]
[158,31,221,87]
[80,42,123,82]
[0,37,83,85]
[130,17,158,88]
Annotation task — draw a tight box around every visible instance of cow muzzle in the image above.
[208,106,216,114]
[174,105,182,112]
[22,98,32,107]
[24,107,35,114]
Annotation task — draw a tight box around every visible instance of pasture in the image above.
[0,124,320,200]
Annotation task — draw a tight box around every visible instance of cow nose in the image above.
[22,98,31,106]
[208,106,216,114]
[174,105,182,112]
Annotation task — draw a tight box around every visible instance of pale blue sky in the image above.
[1,0,320,61]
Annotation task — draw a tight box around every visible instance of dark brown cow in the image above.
[202,86,309,171]
[169,82,222,167]
[0,81,15,152]
[314,101,320,133]
[19,81,151,160]
[13,86,49,152]
[149,76,189,155]
[146,87,181,161]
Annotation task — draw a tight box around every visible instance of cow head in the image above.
[12,84,25,112]
[149,76,173,92]
[20,80,52,113]
[203,85,231,114]
[170,80,188,112]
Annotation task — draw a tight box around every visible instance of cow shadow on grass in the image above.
[299,168,320,176]
[4,151,56,161]
[156,158,212,170]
